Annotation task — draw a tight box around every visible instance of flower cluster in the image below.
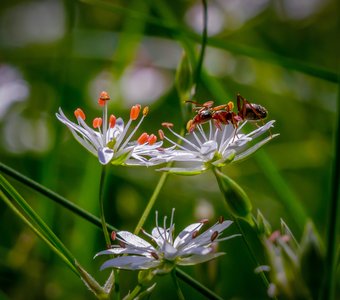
[56,91,277,171]
[56,91,162,166]
[95,209,239,274]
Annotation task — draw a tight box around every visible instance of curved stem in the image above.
[134,171,169,235]
[99,166,111,247]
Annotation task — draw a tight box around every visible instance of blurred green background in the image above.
[0,0,339,299]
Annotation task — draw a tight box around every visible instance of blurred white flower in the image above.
[56,91,161,165]
[154,120,278,175]
[95,209,239,274]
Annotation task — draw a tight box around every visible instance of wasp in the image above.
[186,94,268,132]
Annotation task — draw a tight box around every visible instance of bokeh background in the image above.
[0,0,339,299]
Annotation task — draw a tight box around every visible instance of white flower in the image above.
[56,91,162,165]
[153,120,278,175]
[95,209,239,274]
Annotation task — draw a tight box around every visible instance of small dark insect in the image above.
[186,94,267,132]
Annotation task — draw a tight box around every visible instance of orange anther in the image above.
[143,106,149,116]
[148,134,157,145]
[130,104,141,120]
[137,132,149,144]
[158,129,165,140]
[109,114,116,128]
[93,117,102,128]
[98,91,110,106]
[161,122,174,128]
[74,108,86,120]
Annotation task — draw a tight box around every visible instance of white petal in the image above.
[118,231,153,248]
[174,222,204,248]
[94,247,151,258]
[98,147,114,165]
[100,256,159,271]
[162,241,178,260]
[178,252,225,266]
[200,141,218,155]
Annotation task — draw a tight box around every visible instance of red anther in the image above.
[130,104,141,120]
[143,106,149,117]
[199,218,209,224]
[211,231,219,242]
[151,252,159,260]
[192,230,199,239]
[74,108,86,120]
[161,122,174,128]
[218,216,224,224]
[158,129,165,140]
[98,91,110,106]
[148,134,157,145]
[109,114,116,128]
[93,117,102,128]
[138,132,149,144]
[111,231,117,241]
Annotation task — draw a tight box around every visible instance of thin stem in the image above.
[0,162,117,232]
[320,74,340,300]
[171,269,185,300]
[126,284,142,300]
[134,171,169,235]
[176,269,223,300]
[99,166,111,247]
[194,0,208,92]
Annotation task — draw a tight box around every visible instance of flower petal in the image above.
[117,231,153,248]
[98,147,114,165]
[100,256,159,271]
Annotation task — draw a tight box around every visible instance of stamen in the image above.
[109,114,116,128]
[192,230,199,238]
[111,231,117,241]
[186,120,194,132]
[143,106,149,116]
[211,231,219,242]
[98,91,110,106]
[148,134,157,145]
[93,117,102,129]
[137,132,149,144]
[74,108,86,120]
[218,216,224,224]
[158,129,165,140]
[130,104,141,120]
[119,241,126,248]
[161,122,174,128]
[151,252,159,260]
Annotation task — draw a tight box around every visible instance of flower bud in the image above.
[214,169,253,225]
[175,51,195,100]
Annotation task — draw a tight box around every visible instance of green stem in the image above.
[126,284,142,300]
[194,0,208,91]
[0,162,117,232]
[176,269,223,300]
[320,74,340,300]
[171,269,185,300]
[99,166,111,247]
[0,186,78,275]
[134,171,169,235]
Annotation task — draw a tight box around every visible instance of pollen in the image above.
[98,91,110,106]
[148,134,157,145]
[130,104,141,120]
[93,117,102,128]
[137,132,149,144]
[74,108,86,120]
[109,114,116,128]
[143,106,149,117]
